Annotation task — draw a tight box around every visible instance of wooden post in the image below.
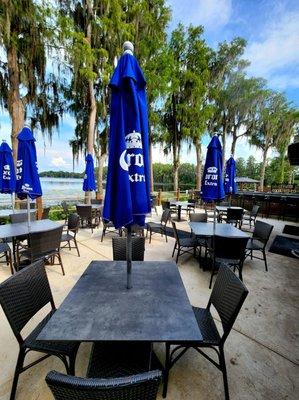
[157,189,162,206]
[36,197,43,220]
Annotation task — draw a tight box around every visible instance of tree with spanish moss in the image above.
[0,0,61,162]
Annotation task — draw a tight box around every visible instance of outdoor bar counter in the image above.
[231,192,299,220]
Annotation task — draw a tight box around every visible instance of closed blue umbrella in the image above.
[16,126,42,226]
[103,42,151,288]
[0,141,16,211]
[224,156,237,195]
[201,135,225,202]
[83,154,96,192]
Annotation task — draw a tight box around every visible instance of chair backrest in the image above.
[28,226,63,260]
[161,200,171,210]
[189,213,207,223]
[226,208,243,221]
[91,199,102,205]
[76,205,92,219]
[10,211,36,223]
[212,235,248,261]
[161,209,171,224]
[208,266,248,343]
[61,201,69,214]
[171,221,180,245]
[42,207,51,219]
[112,237,145,261]
[19,202,35,210]
[251,205,260,217]
[46,370,162,400]
[0,260,54,343]
[252,220,273,245]
[67,213,80,233]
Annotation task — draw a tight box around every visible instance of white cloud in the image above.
[167,0,232,30]
[245,9,299,89]
[51,156,69,167]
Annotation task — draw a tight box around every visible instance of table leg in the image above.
[177,205,181,221]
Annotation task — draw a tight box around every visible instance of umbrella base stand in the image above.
[126,225,132,289]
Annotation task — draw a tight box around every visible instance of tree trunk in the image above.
[7,46,25,165]
[172,93,179,192]
[96,148,106,198]
[149,135,154,192]
[230,127,237,157]
[260,148,268,191]
[195,140,202,189]
[222,128,226,176]
[85,0,96,204]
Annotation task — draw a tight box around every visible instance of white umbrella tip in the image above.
[123,41,134,55]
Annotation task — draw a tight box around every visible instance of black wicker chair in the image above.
[10,211,36,224]
[76,205,98,232]
[163,266,249,400]
[208,235,248,288]
[101,220,122,242]
[245,220,274,271]
[61,201,70,224]
[224,208,244,228]
[112,237,145,261]
[146,209,171,244]
[171,221,197,263]
[181,198,196,216]
[19,202,35,210]
[42,207,51,219]
[10,211,37,266]
[189,212,207,222]
[19,226,65,275]
[241,205,260,229]
[0,241,13,274]
[0,260,79,400]
[60,214,80,257]
[91,199,103,205]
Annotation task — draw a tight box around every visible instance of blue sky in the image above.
[0,0,298,171]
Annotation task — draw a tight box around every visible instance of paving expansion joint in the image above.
[214,316,299,367]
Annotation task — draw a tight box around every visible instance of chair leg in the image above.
[172,242,177,257]
[8,250,14,274]
[162,343,171,398]
[219,347,230,400]
[10,348,25,400]
[176,247,180,263]
[74,238,80,257]
[263,250,268,272]
[57,252,65,275]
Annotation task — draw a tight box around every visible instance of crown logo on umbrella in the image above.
[125,131,142,149]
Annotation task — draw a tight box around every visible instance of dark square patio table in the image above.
[189,221,249,238]
[0,219,63,266]
[170,201,193,221]
[38,260,202,343]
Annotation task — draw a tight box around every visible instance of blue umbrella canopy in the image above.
[201,135,225,202]
[16,127,42,200]
[224,156,237,194]
[103,48,151,229]
[0,141,16,194]
[83,154,96,191]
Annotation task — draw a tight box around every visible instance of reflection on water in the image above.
[0,177,85,207]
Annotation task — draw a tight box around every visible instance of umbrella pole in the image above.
[11,193,15,213]
[213,202,216,234]
[126,225,132,289]
[27,196,31,229]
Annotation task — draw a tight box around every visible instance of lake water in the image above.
[0,177,86,207]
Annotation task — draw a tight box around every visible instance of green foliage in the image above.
[39,170,84,178]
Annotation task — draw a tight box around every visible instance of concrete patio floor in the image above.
[0,213,298,400]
